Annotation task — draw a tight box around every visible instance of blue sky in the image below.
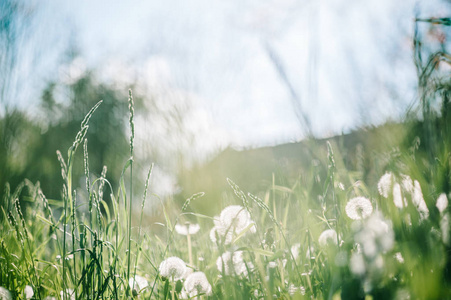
[10,0,451,152]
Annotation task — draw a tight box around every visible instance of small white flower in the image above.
[394,252,404,264]
[129,274,148,294]
[377,172,393,198]
[175,223,200,235]
[0,287,12,300]
[288,284,298,295]
[345,197,373,220]
[436,193,448,214]
[159,256,187,281]
[181,272,212,298]
[318,229,338,247]
[24,285,33,299]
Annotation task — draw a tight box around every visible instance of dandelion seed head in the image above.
[129,275,148,293]
[220,205,253,233]
[60,289,75,300]
[345,197,373,220]
[393,183,407,208]
[24,285,33,299]
[354,212,394,258]
[350,252,365,275]
[216,251,251,276]
[175,223,200,235]
[211,206,255,245]
[413,180,429,217]
[0,287,12,300]
[377,172,393,198]
[290,243,300,260]
[181,271,212,298]
[401,175,413,193]
[318,229,338,247]
[436,193,448,214]
[159,256,186,281]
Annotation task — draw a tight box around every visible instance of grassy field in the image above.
[0,18,450,300]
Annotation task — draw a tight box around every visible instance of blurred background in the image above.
[1,0,450,214]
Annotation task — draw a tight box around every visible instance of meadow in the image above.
[0,18,450,300]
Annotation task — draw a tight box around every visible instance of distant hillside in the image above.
[177,121,409,214]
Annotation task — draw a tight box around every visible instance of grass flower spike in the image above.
[345,197,373,220]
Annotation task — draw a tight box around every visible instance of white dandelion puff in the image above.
[318,229,338,247]
[377,172,393,198]
[175,223,200,235]
[159,256,186,281]
[393,183,407,208]
[129,274,148,294]
[354,212,394,258]
[60,289,75,300]
[219,205,255,234]
[401,175,414,193]
[350,252,366,276]
[436,193,448,214]
[413,180,429,217]
[0,287,12,300]
[345,197,373,220]
[181,272,212,298]
[210,205,256,245]
[24,285,33,299]
[290,243,300,260]
[216,251,251,276]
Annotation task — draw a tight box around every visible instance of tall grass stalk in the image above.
[126,89,135,294]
